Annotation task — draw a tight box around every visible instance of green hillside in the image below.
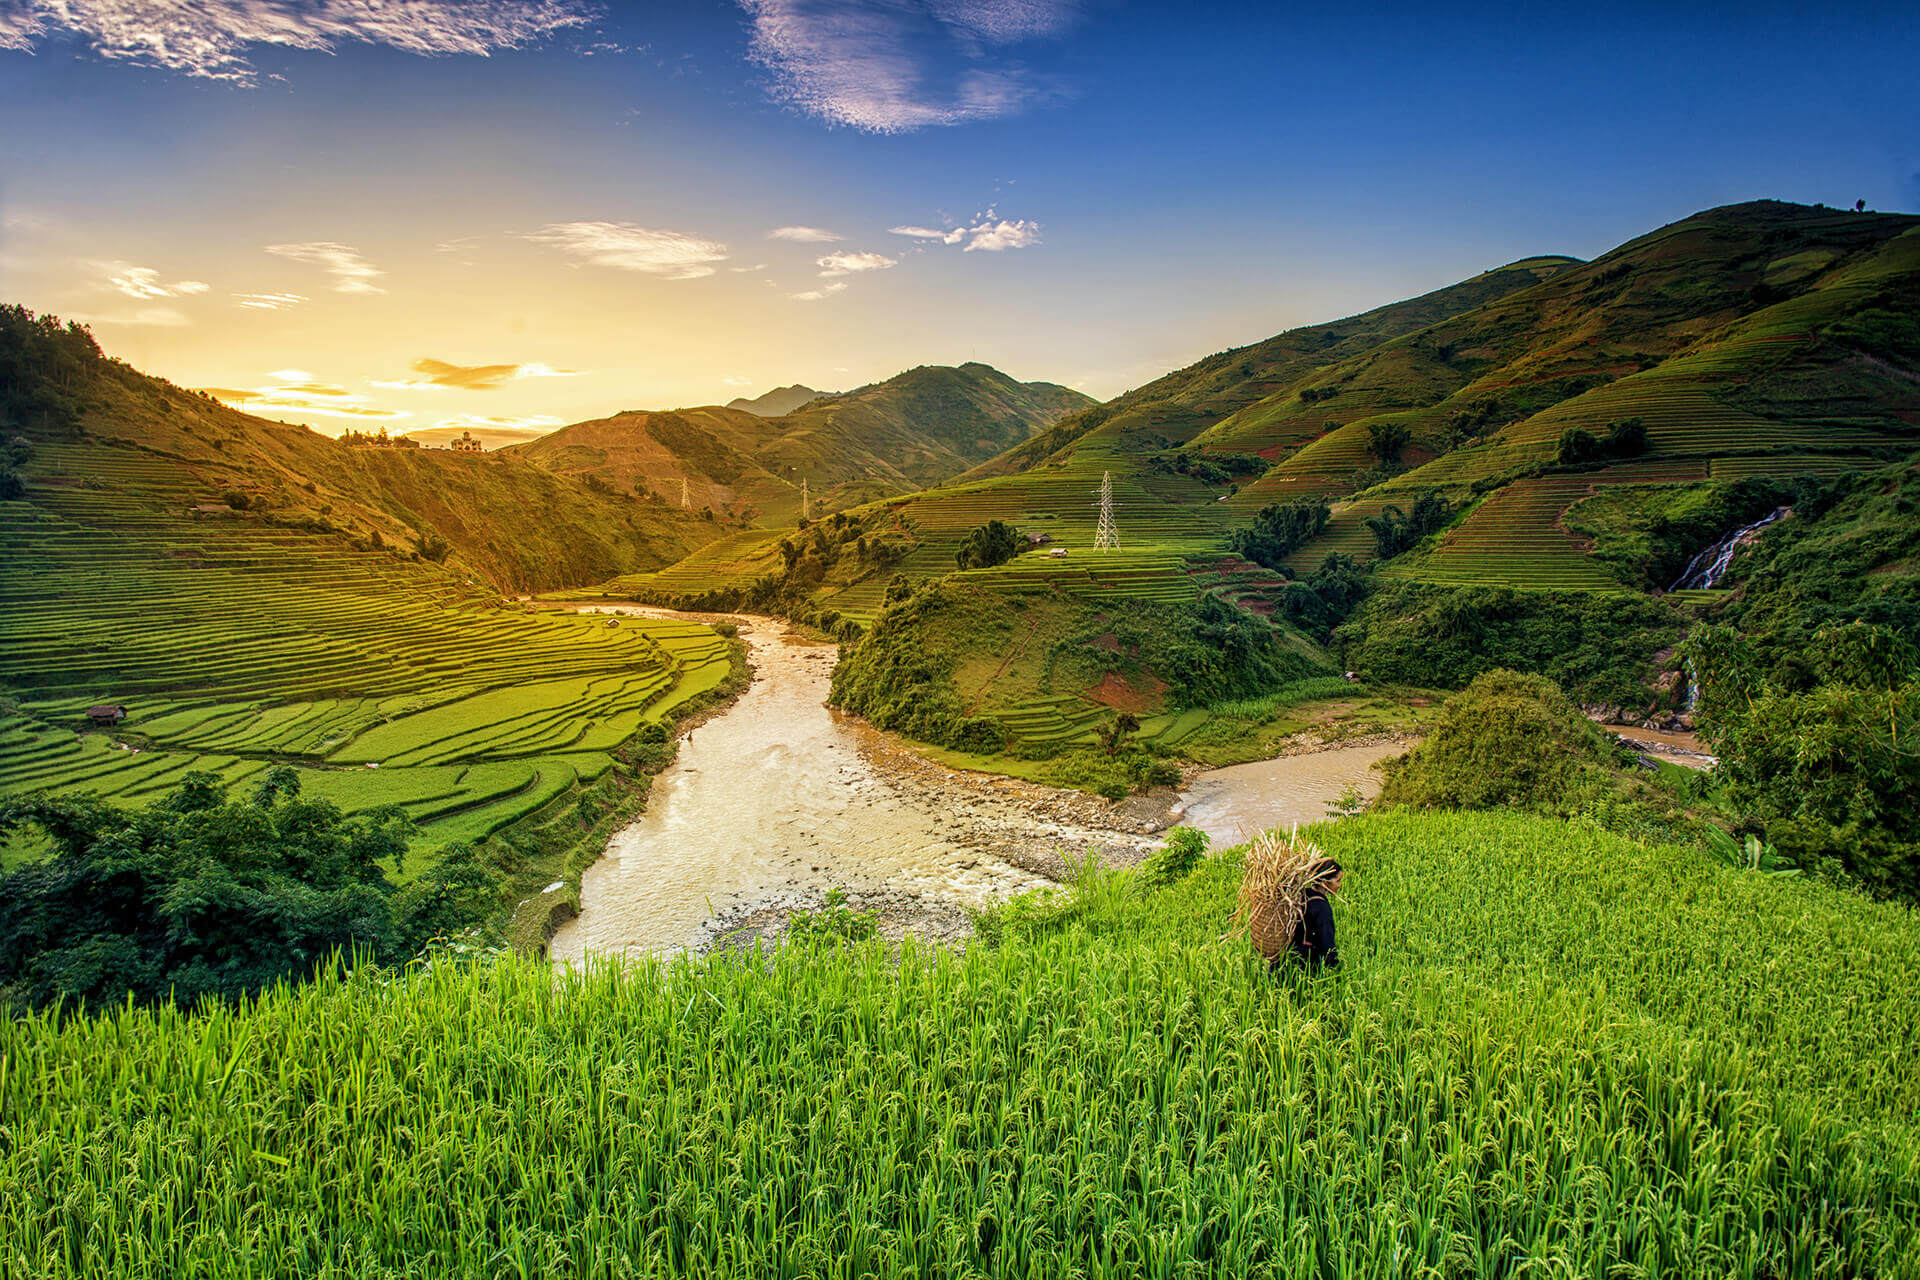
[6,809,1916,1277]
[594,202,1920,768]
[0,310,741,920]
[515,363,1094,524]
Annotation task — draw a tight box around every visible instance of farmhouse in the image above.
[1024,531,1053,546]
[1049,547,1069,558]
[86,704,127,724]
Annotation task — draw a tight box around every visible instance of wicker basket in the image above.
[1233,827,1327,961]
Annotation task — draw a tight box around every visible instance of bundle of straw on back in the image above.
[1230,826,1328,960]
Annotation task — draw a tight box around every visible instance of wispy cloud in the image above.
[68,306,191,327]
[525,221,728,279]
[816,250,898,277]
[790,282,849,301]
[740,0,1078,133]
[201,369,409,420]
[427,412,565,430]
[103,263,209,299]
[235,292,309,311]
[266,242,385,294]
[890,212,1041,251]
[721,375,754,387]
[373,357,582,392]
[0,0,597,84]
[769,225,843,242]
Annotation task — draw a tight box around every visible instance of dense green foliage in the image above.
[1722,460,1920,661]
[1691,622,1920,899]
[0,306,100,436]
[1565,475,1808,590]
[1229,499,1330,570]
[1336,581,1685,703]
[1376,670,1640,816]
[1363,489,1451,559]
[4,809,1916,1277]
[1043,595,1324,710]
[0,769,491,1010]
[1136,825,1209,891]
[954,519,1022,570]
[828,582,1011,752]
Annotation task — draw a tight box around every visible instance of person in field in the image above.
[1275,858,1342,972]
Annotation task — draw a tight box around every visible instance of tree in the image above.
[955,520,1022,570]
[1230,499,1330,570]
[1366,421,1411,464]
[1096,712,1141,757]
[1606,417,1647,456]
[1366,490,1451,560]
[0,770,469,1012]
[0,434,32,500]
[1557,426,1602,465]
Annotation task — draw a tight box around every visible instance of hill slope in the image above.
[516,363,1094,522]
[5,809,1916,1275]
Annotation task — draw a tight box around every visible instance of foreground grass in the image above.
[4,810,1917,1278]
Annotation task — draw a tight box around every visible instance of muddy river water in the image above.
[550,614,1403,962]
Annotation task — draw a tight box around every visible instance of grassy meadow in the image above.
[3,808,1916,1278]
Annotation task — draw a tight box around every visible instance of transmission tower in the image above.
[801,477,810,521]
[1093,470,1119,551]
[680,476,691,509]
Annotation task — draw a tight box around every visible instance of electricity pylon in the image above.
[801,477,810,521]
[1093,470,1119,551]
[680,476,691,509]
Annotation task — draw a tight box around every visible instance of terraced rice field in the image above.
[1379,462,1711,590]
[1,445,732,864]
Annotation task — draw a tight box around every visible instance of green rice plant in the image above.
[2,809,1916,1278]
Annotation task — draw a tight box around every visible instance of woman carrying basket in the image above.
[1274,858,1342,973]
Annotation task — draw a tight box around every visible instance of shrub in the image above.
[1230,498,1330,570]
[1377,669,1622,813]
[1138,826,1210,891]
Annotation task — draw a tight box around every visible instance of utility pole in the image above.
[1093,470,1119,552]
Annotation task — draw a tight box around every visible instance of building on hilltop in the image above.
[450,431,484,453]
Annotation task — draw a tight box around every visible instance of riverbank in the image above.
[545,607,1415,959]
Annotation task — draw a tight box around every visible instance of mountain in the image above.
[514,363,1095,522]
[599,202,1920,756]
[0,308,715,593]
[726,384,825,416]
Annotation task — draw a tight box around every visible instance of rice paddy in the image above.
[3,808,1915,1278]
[0,441,734,868]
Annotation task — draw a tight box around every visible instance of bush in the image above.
[1377,670,1623,813]
[1138,826,1210,892]
[955,520,1021,570]
[785,887,879,945]
[1230,499,1330,570]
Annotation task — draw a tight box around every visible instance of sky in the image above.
[1,0,1916,438]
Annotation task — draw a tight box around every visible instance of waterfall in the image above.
[1669,507,1789,592]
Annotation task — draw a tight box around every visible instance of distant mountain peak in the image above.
[726,384,825,416]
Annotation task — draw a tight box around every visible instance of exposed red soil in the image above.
[1085,671,1166,712]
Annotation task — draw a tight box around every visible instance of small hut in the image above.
[86,704,127,725]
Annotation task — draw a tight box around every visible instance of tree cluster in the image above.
[1230,499,1330,570]
[955,520,1022,570]
[1365,489,1452,559]
[1556,417,1647,465]
[0,306,101,436]
[0,769,496,1012]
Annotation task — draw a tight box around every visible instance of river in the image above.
[550,612,1404,962]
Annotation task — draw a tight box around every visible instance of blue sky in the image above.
[1,1,1914,434]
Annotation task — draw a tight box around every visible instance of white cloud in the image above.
[816,250,897,277]
[525,221,728,280]
[889,213,1040,251]
[201,370,409,420]
[790,282,849,301]
[266,242,385,294]
[962,218,1040,251]
[0,0,597,84]
[235,292,308,310]
[729,262,769,273]
[372,357,582,391]
[890,225,967,244]
[69,306,191,327]
[721,375,754,387]
[103,263,210,299]
[429,413,564,430]
[740,0,1078,133]
[769,226,842,242]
